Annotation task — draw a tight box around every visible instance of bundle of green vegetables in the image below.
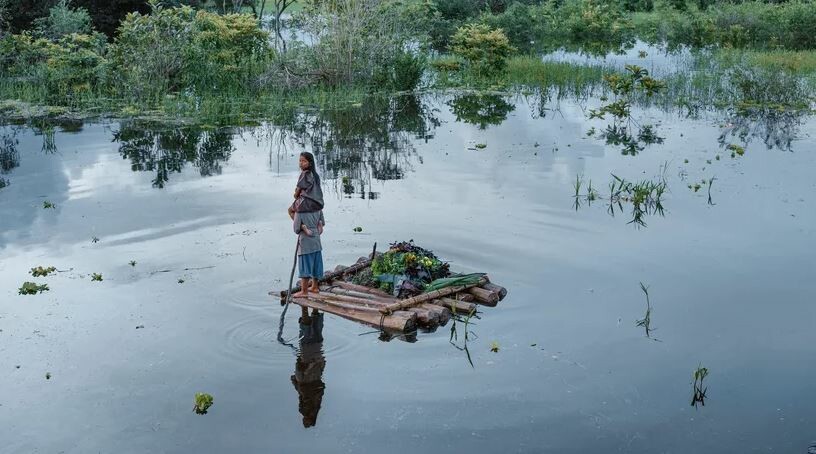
[370,240,450,297]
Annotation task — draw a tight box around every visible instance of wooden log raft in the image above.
[380,277,489,314]
[272,251,507,333]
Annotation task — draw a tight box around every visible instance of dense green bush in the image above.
[451,24,516,75]
[558,0,634,46]
[33,0,93,40]
[634,0,816,49]
[372,52,426,91]
[480,2,544,53]
[109,5,269,98]
[0,32,107,101]
[288,0,428,88]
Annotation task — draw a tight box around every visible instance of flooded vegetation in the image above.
[2,0,816,452]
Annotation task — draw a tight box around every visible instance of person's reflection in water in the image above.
[291,308,326,428]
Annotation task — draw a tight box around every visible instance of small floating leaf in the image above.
[193,393,214,415]
[42,201,55,209]
[490,341,500,353]
[91,273,103,282]
[129,260,137,267]
[474,143,487,149]
[353,226,363,232]
[726,143,745,156]
[45,372,51,380]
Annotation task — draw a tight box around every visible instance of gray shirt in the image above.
[293,210,325,255]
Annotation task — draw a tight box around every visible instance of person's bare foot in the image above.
[292,290,308,298]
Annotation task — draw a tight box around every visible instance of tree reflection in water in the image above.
[114,123,235,188]
[719,106,808,152]
[258,94,440,199]
[446,92,515,129]
[0,131,20,173]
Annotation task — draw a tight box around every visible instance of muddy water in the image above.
[1,92,815,453]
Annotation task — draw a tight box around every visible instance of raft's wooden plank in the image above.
[292,297,416,332]
[321,286,396,305]
[468,286,499,306]
[331,281,392,298]
[433,298,478,315]
[406,307,438,327]
[481,281,507,301]
[418,303,451,325]
[456,293,475,302]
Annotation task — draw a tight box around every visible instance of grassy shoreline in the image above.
[2,49,815,126]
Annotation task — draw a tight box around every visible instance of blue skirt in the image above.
[298,250,324,279]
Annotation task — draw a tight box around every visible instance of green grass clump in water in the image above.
[18,282,49,295]
[30,266,56,277]
[430,55,610,95]
[505,57,609,90]
[193,393,214,415]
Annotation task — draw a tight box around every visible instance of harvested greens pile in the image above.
[358,240,451,297]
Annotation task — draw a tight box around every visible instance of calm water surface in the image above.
[1,91,815,453]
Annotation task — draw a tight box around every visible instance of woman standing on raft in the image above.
[290,152,325,298]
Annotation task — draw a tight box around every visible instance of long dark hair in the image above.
[301,151,320,185]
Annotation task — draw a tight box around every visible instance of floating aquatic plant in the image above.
[450,307,478,367]
[691,364,709,408]
[588,65,666,156]
[726,143,745,156]
[353,226,363,232]
[490,341,500,352]
[575,173,667,228]
[475,143,487,149]
[19,282,49,295]
[30,266,56,277]
[42,201,55,209]
[91,273,103,282]
[129,260,137,267]
[193,393,214,415]
[635,282,654,338]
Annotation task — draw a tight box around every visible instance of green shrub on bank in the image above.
[372,52,426,92]
[452,24,515,76]
[109,5,270,100]
[33,0,93,40]
[634,1,816,50]
[0,32,107,102]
